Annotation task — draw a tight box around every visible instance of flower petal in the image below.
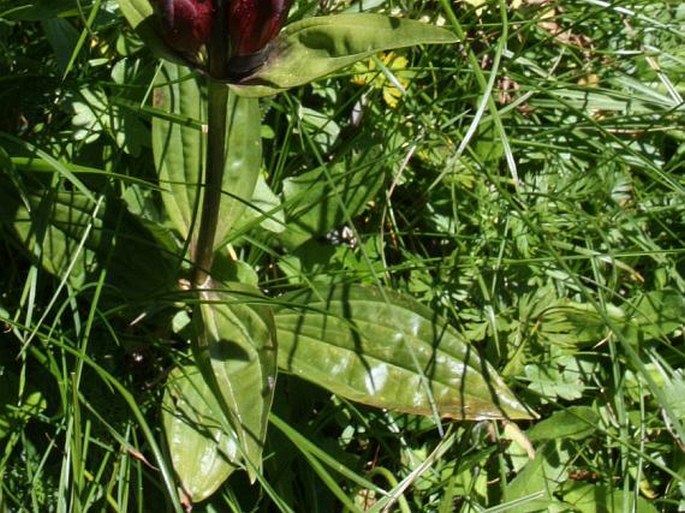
[228,0,290,55]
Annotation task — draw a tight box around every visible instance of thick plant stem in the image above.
[193,80,228,287]
[193,0,231,288]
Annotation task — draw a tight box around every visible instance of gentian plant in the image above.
[115,0,533,507]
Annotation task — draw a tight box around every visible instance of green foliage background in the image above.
[0,0,684,511]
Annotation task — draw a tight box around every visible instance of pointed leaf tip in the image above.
[274,285,534,421]
[163,285,278,502]
[162,365,239,503]
[193,286,277,483]
[231,14,458,97]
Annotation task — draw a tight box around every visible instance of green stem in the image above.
[193,0,231,287]
[193,81,228,287]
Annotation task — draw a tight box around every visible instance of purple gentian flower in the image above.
[154,0,290,78]
[228,0,290,56]
[156,0,214,58]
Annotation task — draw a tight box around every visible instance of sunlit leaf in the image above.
[527,406,600,441]
[152,63,262,248]
[524,359,585,403]
[625,288,684,342]
[534,289,685,349]
[163,285,277,502]
[162,365,239,503]
[233,14,458,97]
[151,63,203,242]
[274,284,533,420]
[351,52,412,109]
[279,148,385,249]
[505,442,567,512]
[0,369,46,440]
[563,483,659,513]
[233,174,286,235]
[193,285,278,483]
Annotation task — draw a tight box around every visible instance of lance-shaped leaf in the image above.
[274,285,533,420]
[0,175,177,298]
[191,285,277,485]
[232,14,458,97]
[279,146,386,249]
[162,364,240,503]
[152,63,262,247]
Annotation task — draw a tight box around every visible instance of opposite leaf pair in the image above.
[117,0,503,507]
[119,0,459,96]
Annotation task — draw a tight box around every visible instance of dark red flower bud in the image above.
[156,0,214,57]
[152,0,289,77]
[228,0,290,56]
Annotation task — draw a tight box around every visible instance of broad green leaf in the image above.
[273,284,533,420]
[279,148,386,249]
[562,482,659,513]
[7,187,100,288]
[527,406,600,441]
[660,374,685,422]
[474,119,504,164]
[216,91,263,246]
[152,63,262,248]
[0,176,178,298]
[193,285,277,484]
[117,2,457,96]
[505,442,568,512]
[162,365,239,503]
[231,174,286,235]
[535,302,625,348]
[0,369,46,440]
[626,288,684,342]
[232,14,458,97]
[524,360,585,403]
[117,0,151,32]
[152,63,204,242]
[534,290,684,349]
